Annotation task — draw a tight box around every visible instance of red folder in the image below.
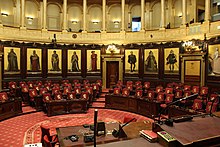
[140,130,157,142]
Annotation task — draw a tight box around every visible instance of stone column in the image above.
[102,0,106,32]
[43,0,47,30]
[0,52,3,91]
[21,0,25,28]
[63,0,67,32]
[0,5,2,26]
[149,10,153,29]
[83,0,87,32]
[141,0,145,30]
[160,0,165,28]
[191,0,197,22]
[121,0,125,32]
[205,0,211,22]
[182,0,187,26]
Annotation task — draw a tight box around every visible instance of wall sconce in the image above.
[92,20,99,24]
[27,17,33,20]
[113,21,120,24]
[72,20,78,24]
[1,13,8,17]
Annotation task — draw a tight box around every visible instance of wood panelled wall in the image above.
[0,39,220,92]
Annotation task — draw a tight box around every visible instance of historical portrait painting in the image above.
[125,49,139,73]
[144,49,158,74]
[27,48,41,73]
[68,50,81,73]
[48,49,62,73]
[4,47,20,73]
[208,44,220,76]
[185,60,200,76]
[164,48,179,74]
[87,50,101,72]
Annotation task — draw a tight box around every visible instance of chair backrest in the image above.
[36,81,43,86]
[19,81,26,87]
[74,87,81,94]
[52,87,60,95]
[165,94,174,104]
[184,90,191,97]
[192,86,199,94]
[34,85,41,91]
[39,88,48,95]
[9,81,17,89]
[92,84,99,91]
[136,85,142,90]
[84,83,90,89]
[165,87,173,94]
[147,90,155,101]
[200,86,208,96]
[192,99,203,110]
[175,89,183,99]
[209,94,219,103]
[27,81,34,88]
[206,102,218,113]
[156,86,163,93]
[54,93,62,100]
[62,79,69,84]
[127,85,133,91]
[144,82,150,89]
[126,81,133,86]
[67,92,76,100]
[136,90,143,98]
[184,85,191,91]
[113,87,121,95]
[29,89,38,97]
[86,87,93,95]
[122,88,130,97]
[0,92,8,102]
[21,85,29,93]
[74,83,81,88]
[43,93,52,102]
[135,81,142,86]
[63,87,71,95]
[81,92,89,100]
[156,92,165,102]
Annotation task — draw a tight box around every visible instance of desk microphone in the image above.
[112,118,136,138]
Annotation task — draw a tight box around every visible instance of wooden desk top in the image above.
[56,121,153,147]
[159,116,220,146]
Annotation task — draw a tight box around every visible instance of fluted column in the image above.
[149,10,153,29]
[43,0,47,30]
[0,52,3,91]
[141,0,145,30]
[205,0,211,22]
[182,0,187,26]
[63,0,67,31]
[21,0,25,28]
[83,0,87,32]
[121,0,125,32]
[102,0,106,32]
[160,0,165,28]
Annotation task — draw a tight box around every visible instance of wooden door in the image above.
[106,61,119,88]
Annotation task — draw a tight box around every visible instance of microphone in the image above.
[157,93,199,126]
[112,118,136,138]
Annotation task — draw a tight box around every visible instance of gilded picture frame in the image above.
[68,49,81,73]
[125,49,139,73]
[208,44,220,76]
[27,48,42,73]
[48,49,62,73]
[164,48,179,74]
[4,47,21,73]
[87,50,101,73]
[144,49,158,74]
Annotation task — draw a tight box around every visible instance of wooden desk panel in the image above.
[105,95,160,118]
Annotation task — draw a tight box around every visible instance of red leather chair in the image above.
[67,92,76,100]
[21,85,29,103]
[0,92,8,102]
[127,85,133,91]
[155,86,163,93]
[192,99,203,111]
[135,81,142,86]
[198,86,208,100]
[165,87,173,94]
[73,79,79,84]
[205,102,218,113]
[160,94,174,109]
[184,85,191,91]
[146,90,155,101]
[52,87,60,95]
[63,87,71,95]
[36,81,43,87]
[39,88,48,95]
[74,87,81,95]
[19,81,26,87]
[113,87,121,95]
[29,89,38,106]
[136,85,142,90]
[9,81,17,89]
[34,85,41,91]
[209,94,219,103]
[81,92,89,100]
[84,83,90,89]
[175,89,183,99]
[27,81,34,89]
[135,90,143,98]
[122,88,130,97]
[126,81,133,86]
[43,93,52,102]
[54,93,62,100]
[143,82,150,90]
[41,125,58,147]
[156,92,165,103]
[83,79,89,84]
[74,83,81,88]
[192,86,200,94]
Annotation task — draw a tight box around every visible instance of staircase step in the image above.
[95,98,105,102]
[91,102,105,108]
